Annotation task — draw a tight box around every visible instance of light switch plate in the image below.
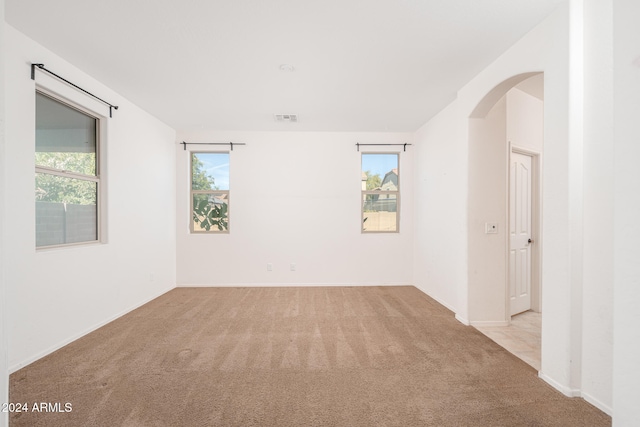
[485,223,498,234]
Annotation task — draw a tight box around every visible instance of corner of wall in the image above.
[4,26,179,373]
[612,0,640,424]
[0,0,9,424]
[454,313,470,326]
[412,100,465,316]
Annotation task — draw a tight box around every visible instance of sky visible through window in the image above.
[199,153,229,190]
[362,153,398,178]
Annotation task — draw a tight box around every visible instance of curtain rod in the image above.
[356,143,412,152]
[181,141,247,151]
[31,63,119,118]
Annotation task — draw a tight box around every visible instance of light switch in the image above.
[485,223,498,234]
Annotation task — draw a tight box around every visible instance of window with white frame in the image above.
[361,153,399,232]
[35,91,101,247]
[191,152,230,233]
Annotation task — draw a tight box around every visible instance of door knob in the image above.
[528,238,533,244]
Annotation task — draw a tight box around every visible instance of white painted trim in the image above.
[538,372,580,397]
[9,285,175,373]
[539,373,613,415]
[455,314,470,326]
[470,320,510,327]
[176,282,413,288]
[582,391,613,416]
[413,285,458,313]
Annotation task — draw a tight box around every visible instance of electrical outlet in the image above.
[267,263,273,271]
[290,263,296,271]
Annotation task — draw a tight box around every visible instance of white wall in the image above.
[2,1,633,422]
[4,25,177,371]
[465,84,544,326]
[507,87,544,153]
[612,0,640,424]
[414,1,625,416]
[581,0,614,413]
[413,101,467,315]
[414,0,591,398]
[0,1,8,425]
[176,130,414,287]
[464,6,576,395]
[467,95,507,324]
[567,0,585,397]
[416,9,568,335]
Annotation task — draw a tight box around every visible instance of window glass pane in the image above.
[362,193,397,232]
[192,152,229,191]
[35,173,97,246]
[361,153,398,191]
[193,193,229,232]
[35,92,97,176]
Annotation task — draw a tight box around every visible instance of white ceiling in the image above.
[6,0,564,132]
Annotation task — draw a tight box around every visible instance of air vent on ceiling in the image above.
[274,114,298,123]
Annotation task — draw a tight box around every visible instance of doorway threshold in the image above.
[474,311,541,371]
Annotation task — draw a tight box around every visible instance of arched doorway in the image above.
[467,72,544,370]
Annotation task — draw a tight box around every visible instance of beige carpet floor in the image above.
[10,286,610,426]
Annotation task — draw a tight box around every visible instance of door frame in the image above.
[506,143,542,321]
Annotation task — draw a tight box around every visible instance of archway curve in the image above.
[469,72,543,119]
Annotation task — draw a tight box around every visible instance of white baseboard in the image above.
[455,313,470,326]
[538,373,613,415]
[9,284,175,373]
[413,285,458,313]
[582,391,613,416]
[538,372,580,397]
[176,282,413,288]
[470,320,510,327]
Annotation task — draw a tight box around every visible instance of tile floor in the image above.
[475,311,541,371]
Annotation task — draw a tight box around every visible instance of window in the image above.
[361,153,399,232]
[35,92,100,247]
[191,152,229,233]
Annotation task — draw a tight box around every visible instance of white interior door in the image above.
[509,151,533,316]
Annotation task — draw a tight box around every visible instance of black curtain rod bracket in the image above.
[181,141,247,151]
[31,63,119,117]
[356,143,412,152]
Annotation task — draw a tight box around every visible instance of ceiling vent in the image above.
[274,114,298,123]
